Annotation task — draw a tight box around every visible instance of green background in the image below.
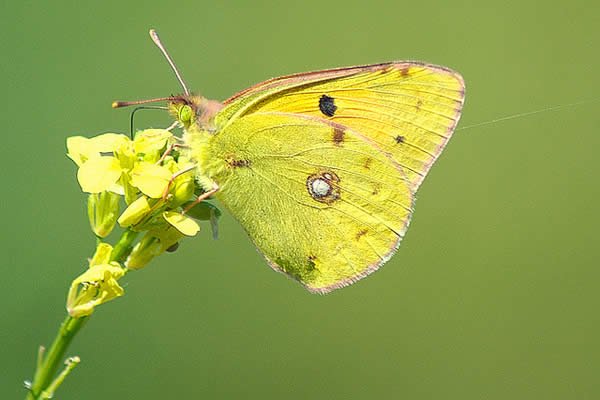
[2,1,598,399]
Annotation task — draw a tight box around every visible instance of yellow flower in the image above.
[67,133,129,194]
[65,128,214,276]
[66,265,125,317]
[67,130,176,196]
[66,243,125,317]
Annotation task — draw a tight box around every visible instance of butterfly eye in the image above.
[178,104,195,125]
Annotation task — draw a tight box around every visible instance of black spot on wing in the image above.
[319,94,337,117]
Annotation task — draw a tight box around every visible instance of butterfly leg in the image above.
[161,164,197,200]
[165,120,180,131]
[156,140,189,165]
[182,182,220,214]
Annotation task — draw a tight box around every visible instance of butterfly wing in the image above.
[200,111,413,293]
[217,62,465,192]
[196,62,464,292]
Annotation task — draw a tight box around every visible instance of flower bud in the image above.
[171,176,195,208]
[118,196,151,228]
[126,233,162,270]
[87,192,120,238]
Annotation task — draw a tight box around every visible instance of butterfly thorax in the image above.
[171,95,235,193]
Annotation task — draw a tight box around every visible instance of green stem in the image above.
[25,316,88,400]
[110,228,139,263]
[25,229,138,399]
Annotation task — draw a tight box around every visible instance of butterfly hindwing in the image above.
[201,111,413,293]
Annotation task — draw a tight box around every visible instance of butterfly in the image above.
[116,30,465,294]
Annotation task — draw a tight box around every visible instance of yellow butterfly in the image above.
[116,30,465,293]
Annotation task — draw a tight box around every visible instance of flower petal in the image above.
[134,129,173,155]
[130,162,172,198]
[163,211,200,236]
[89,243,114,267]
[66,134,130,167]
[89,133,130,153]
[66,136,92,166]
[77,156,122,193]
[118,196,151,227]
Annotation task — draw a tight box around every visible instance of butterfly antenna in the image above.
[149,29,190,95]
[112,96,180,108]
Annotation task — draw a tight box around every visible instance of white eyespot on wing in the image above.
[311,179,331,197]
[306,171,341,204]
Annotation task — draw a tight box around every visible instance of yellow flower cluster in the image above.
[67,243,125,317]
[65,129,210,317]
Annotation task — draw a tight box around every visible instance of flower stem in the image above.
[25,315,88,400]
[111,228,139,263]
[25,229,137,399]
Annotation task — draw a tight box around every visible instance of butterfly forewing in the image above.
[217,62,465,192]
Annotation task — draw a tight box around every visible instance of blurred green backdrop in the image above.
[2,1,598,399]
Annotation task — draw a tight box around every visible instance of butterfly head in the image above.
[167,94,223,132]
[113,30,225,134]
